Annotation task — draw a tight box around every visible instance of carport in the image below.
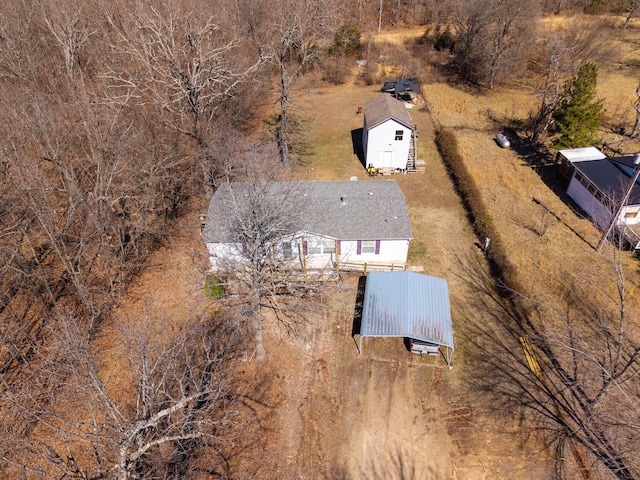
[359,271,454,366]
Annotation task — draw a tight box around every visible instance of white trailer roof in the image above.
[558,147,606,162]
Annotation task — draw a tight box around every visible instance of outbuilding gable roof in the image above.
[364,94,413,131]
[203,180,413,243]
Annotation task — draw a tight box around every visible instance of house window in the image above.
[303,239,336,255]
[361,240,376,254]
[322,239,336,254]
[625,210,638,218]
[282,242,293,260]
[395,130,403,141]
[308,241,323,255]
[357,240,380,255]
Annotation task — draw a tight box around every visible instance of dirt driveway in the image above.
[259,276,552,480]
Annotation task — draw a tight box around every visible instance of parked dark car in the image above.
[382,78,420,95]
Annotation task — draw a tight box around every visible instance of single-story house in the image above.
[558,147,640,248]
[362,94,416,174]
[359,271,454,366]
[203,180,413,273]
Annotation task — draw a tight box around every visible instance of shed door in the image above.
[381,151,393,168]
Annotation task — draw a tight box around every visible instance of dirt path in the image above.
[261,275,552,479]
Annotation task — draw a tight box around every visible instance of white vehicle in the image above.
[409,338,440,355]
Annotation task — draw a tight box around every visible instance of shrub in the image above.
[435,128,525,295]
[204,274,225,300]
[584,0,606,14]
[434,28,455,52]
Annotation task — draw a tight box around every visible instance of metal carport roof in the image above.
[359,271,454,365]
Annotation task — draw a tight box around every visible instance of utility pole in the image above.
[596,153,640,252]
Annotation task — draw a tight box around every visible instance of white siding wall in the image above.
[339,239,409,264]
[623,205,640,225]
[295,233,337,270]
[206,242,244,270]
[567,176,612,230]
[365,119,411,170]
[207,237,410,271]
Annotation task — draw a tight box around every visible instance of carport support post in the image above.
[302,235,307,281]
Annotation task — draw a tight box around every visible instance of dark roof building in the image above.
[559,147,640,249]
[382,77,421,96]
[570,154,640,205]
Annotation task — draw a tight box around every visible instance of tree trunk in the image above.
[630,85,640,138]
[278,47,291,168]
[254,312,266,361]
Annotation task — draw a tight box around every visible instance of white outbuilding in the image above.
[362,94,416,174]
[558,147,640,249]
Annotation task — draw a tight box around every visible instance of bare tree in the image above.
[204,150,319,360]
[459,251,640,480]
[0,307,252,479]
[621,0,640,30]
[237,0,338,167]
[103,3,265,149]
[630,84,640,138]
[38,0,96,80]
[484,0,539,90]
[448,0,539,89]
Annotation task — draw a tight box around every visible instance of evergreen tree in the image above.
[551,62,604,149]
[332,23,362,56]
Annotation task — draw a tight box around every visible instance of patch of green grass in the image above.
[204,274,225,300]
[408,240,427,263]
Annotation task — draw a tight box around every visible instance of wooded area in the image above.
[2,0,640,478]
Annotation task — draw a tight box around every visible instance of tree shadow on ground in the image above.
[503,127,561,190]
[503,127,596,249]
[331,443,442,480]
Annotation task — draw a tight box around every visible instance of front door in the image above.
[382,151,393,168]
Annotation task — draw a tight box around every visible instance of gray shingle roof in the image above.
[364,94,413,130]
[203,180,413,243]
